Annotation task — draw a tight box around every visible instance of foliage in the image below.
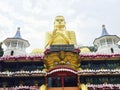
[88,46,97,52]
[0,42,4,57]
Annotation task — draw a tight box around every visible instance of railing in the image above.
[86,84,120,90]
[78,69,120,75]
[0,86,39,90]
[0,70,46,77]
[80,53,120,60]
[0,55,44,61]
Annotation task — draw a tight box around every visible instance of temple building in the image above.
[0,16,120,90]
[3,27,30,56]
[93,25,120,54]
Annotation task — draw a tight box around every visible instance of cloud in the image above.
[0,14,13,27]
[0,1,14,13]
[0,0,120,53]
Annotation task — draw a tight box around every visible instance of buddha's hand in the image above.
[52,29,57,35]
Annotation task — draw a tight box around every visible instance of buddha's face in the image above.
[54,16,66,28]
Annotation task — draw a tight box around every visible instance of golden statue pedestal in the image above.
[44,44,80,70]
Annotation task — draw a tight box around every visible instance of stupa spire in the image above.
[101,25,109,36]
[14,27,22,38]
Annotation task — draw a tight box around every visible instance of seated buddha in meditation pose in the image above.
[45,16,77,48]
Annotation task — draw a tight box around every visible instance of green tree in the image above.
[118,45,120,49]
[0,42,4,57]
[88,46,97,52]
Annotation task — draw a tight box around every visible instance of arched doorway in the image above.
[47,67,79,90]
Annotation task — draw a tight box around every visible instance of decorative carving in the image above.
[44,51,80,70]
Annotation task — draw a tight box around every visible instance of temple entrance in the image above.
[48,76,77,87]
[47,68,79,90]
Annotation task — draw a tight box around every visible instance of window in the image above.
[64,76,77,87]
[48,76,77,87]
[48,77,62,87]
[100,39,105,46]
[7,42,10,47]
[113,39,115,44]
[107,38,112,44]
[11,41,17,47]
[18,42,23,48]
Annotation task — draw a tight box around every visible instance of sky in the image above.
[0,0,120,53]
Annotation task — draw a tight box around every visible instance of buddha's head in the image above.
[54,16,66,29]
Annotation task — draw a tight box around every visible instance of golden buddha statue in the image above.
[44,16,80,70]
[45,16,77,48]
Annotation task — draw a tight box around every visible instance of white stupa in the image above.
[93,25,120,54]
[3,27,30,56]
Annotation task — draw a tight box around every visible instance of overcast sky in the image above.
[0,0,120,52]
